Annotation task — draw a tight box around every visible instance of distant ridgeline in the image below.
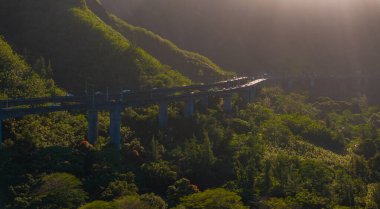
[98,0,380,103]
[100,0,380,80]
[0,0,232,94]
[267,72,380,103]
[1,0,379,103]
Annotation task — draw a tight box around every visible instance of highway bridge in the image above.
[0,77,266,149]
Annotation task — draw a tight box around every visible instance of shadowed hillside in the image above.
[86,0,233,83]
[0,36,62,98]
[0,0,190,93]
[100,0,380,78]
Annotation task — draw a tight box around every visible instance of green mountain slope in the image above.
[0,35,87,144]
[87,0,233,83]
[0,36,61,98]
[0,36,88,206]
[100,0,380,77]
[0,0,189,93]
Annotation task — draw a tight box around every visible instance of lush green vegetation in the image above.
[0,34,98,206]
[86,0,232,83]
[0,36,89,148]
[2,1,380,208]
[0,36,62,98]
[0,0,190,93]
[1,83,380,208]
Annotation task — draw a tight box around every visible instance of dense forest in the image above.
[1,0,380,208]
[2,61,380,208]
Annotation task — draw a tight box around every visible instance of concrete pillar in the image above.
[200,95,208,109]
[110,107,122,149]
[242,90,250,104]
[87,110,98,145]
[223,94,233,112]
[242,89,253,106]
[250,87,257,101]
[159,101,168,128]
[184,98,195,117]
[310,79,315,88]
[288,80,294,90]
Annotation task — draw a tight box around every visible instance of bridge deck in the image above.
[0,78,266,119]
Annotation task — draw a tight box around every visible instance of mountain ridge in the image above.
[86,0,232,83]
[99,0,380,77]
[0,0,190,93]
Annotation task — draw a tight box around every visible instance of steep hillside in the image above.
[100,0,380,77]
[0,0,190,93]
[87,0,233,83]
[0,35,88,146]
[0,36,61,98]
[0,36,89,206]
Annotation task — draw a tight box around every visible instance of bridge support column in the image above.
[250,87,257,101]
[242,89,251,104]
[242,90,250,105]
[110,107,122,149]
[184,98,195,117]
[288,80,294,90]
[200,95,208,109]
[223,94,233,112]
[159,101,168,128]
[87,110,98,145]
[310,79,315,88]
[242,87,256,104]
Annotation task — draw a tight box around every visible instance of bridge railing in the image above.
[0,78,267,148]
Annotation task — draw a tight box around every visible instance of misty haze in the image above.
[102,0,380,76]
